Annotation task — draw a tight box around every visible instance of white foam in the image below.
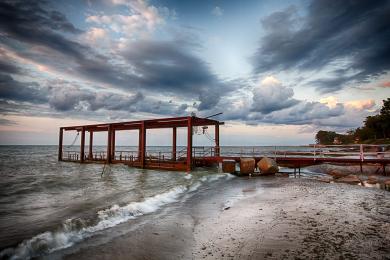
[184,174,192,180]
[1,186,186,260]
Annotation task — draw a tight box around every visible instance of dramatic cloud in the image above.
[0,74,48,104]
[0,0,231,117]
[251,76,299,114]
[253,0,390,93]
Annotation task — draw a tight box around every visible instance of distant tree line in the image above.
[315,98,390,145]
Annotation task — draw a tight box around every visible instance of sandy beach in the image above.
[46,176,390,260]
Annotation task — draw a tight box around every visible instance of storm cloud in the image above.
[0,0,228,112]
[252,0,390,93]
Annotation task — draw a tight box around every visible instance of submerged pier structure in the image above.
[58,116,223,171]
[59,116,390,174]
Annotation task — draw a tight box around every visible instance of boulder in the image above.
[239,158,255,175]
[383,179,390,186]
[222,160,236,173]
[366,175,379,184]
[257,157,279,175]
[335,174,361,185]
[328,169,349,179]
[318,177,333,183]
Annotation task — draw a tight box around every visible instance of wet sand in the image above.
[55,177,390,260]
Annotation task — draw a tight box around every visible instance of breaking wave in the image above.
[0,186,186,260]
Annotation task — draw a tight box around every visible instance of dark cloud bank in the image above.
[0,0,387,130]
[252,0,390,93]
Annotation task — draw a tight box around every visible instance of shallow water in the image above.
[0,145,387,259]
[0,146,233,259]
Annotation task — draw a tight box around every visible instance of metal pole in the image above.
[111,130,116,160]
[140,121,146,168]
[89,131,93,160]
[58,127,63,161]
[107,125,112,163]
[187,116,193,172]
[80,127,85,162]
[172,127,177,161]
[215,124,220,157]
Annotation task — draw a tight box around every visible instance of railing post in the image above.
[314,144,316,161]
[360,144,364,161]
[58,127,63,161]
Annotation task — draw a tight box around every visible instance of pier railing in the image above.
[192,144,390,161]
[61,144,390,163]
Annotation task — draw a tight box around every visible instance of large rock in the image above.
[335,174,361,185]
[239,158,255,175]
[257,157,279,175]
[222,160,236,173]
[366,175,379,184]
[328,169,349,179]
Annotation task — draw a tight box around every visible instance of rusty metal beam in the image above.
[172,127,177,161]
[140,121,146,168]
[89,131,93,160]
[186,116,193,172]
[58,127,63,161]
[215,124,220,157]
[62,116,224,132]
[107,124,112,163]
[80,127,85,162]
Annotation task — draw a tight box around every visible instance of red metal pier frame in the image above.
[58,116,224,171]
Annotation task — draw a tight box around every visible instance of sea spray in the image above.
[0,186,187,260]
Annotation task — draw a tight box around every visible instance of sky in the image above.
[0,0,389,145]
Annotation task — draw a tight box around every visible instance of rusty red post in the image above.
[140,121,146,168]
[172,127,177,161]
[80,127,85,162]
[138,128,142,160]
[58,127,63,161]
[186,117,193,172]
[107,125,112,163]
[111,130,116,160]
[215,124,220,157]
[89,131,93,160]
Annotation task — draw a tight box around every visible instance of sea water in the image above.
[0,146,230,259]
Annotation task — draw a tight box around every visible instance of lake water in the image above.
[0,145,386,259]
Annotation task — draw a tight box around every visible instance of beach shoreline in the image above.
[52,176,390,260]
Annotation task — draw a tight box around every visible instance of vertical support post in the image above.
[215,124,220,157]
[80,127,85,162]
[140,121,146,168]
[172,127,177,161]
[89,131,93,160]
[107,125,112,163]
[187,117,193,172]
[111,130,116,160]
[58,127,63,161]
[138,128,142,160]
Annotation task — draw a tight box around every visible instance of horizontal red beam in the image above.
[63,116,224,131]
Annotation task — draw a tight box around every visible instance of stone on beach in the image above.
[257,157,279,175]
[366,175,379,184]
[239,158,255,175]
[328,169,350,179]
[222,160,236,173]
[335,174,361,185]
[318,177,333,183]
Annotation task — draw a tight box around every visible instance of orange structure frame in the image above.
[58,116,224,171]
